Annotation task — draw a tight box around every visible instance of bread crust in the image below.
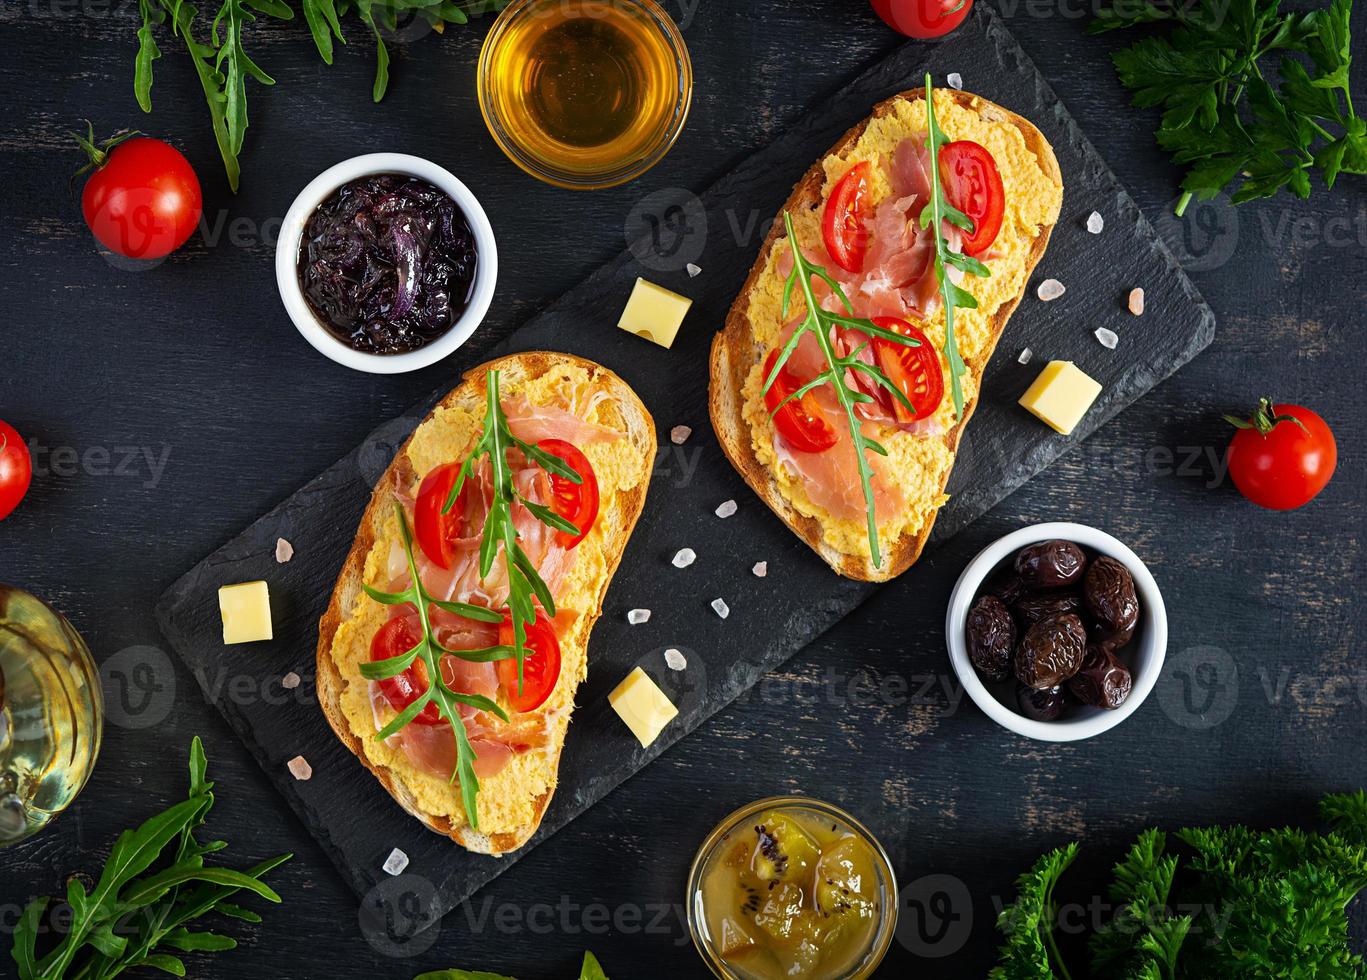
[709,87,1062,582]
[316,351,655,855]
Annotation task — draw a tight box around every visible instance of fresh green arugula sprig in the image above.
[415,949,609,980]
[1091,0,1364,214]
[991,791,1367,979]
[919,73,989,423]
[441,369,582,693]
[766,212,922,570]
[133,0,509,190]
[360,499,516,830]
[11,738,290,980]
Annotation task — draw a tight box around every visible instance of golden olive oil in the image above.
[484,0,685,179]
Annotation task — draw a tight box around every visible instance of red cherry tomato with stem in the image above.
[1225,399,1336,511]
[822,162,873,274]
[870,316,945,422]
[939,140,1005,257]
[762,350,838,454]
[870,0,973,39]
[496,613,562,713]
[75,126,201,260]
[535,439,598,549]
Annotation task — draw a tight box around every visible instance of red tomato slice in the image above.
[371,614,443,726]
[871,316,945,422]
[822,161,873,274]
[535,439,598,549]
[762,350,838,454]
[414,463,471,569]
[496,613,562,713]
[938,140,1005,257]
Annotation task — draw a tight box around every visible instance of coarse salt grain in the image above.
[947,72,963,90]
[275,538,294,563]
[627,608,651,625]
[711,598,730,619]
[670,425,692,445]
[752,561,768,578]
[715,499,737,519]
[281,672,301,690]
[1037,278,1066,302]
[382,848,409,876]
[1086,211,1104,234]
[672,548,696,568]
[1018,347,1033,365]
[686,263,702,278]
[664,649,687,671]
[1095,327,1119,350]
[1128,287,1145,316]
[287,756,312,781]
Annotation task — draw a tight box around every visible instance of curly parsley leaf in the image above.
[991,842,1078,980]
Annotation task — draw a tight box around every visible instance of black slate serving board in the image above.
[156,2,1213,941]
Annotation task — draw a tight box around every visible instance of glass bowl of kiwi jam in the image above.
[477,0,692,190]
[686,797,898,980]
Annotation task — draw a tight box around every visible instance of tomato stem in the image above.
[68,120,142,180]
[1223,396,1305,435]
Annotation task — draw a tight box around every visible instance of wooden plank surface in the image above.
[1,0,1364,976]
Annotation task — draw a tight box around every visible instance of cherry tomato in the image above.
[371,614,443,725]
[762,350,838,454]
[535,439,599,549]
[870,316,945,422]
[870,0,973,39]
[939,141,1005,256]
[1226,399,1337,511]
[77,132,201,260]
[0,421,32,522]
[414,463,475,569]
[496,613,562,713]
[822,162,873,274]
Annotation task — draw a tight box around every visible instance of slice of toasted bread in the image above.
[710,87,1062,582]
[317,351,655,855]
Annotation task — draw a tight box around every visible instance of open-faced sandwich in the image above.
[318,352,654,855]
[710,77,1063,581]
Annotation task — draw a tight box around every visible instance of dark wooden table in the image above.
[3,1,1364,976]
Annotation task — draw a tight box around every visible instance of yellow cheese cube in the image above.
[608,667,678,747]
[1018,360,1103,435]
[617,277,692,349]
[218,581,273,644]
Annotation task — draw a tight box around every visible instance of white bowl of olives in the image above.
[946,522,1168,742]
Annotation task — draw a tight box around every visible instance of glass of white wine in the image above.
[0,585,102,846]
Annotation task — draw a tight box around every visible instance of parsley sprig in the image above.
[1091,0,1364,214]
[765,212,921,569]
[919,74,990,422]
[442,369,582,694]
[11,738,290,980]
[360,500,513,830]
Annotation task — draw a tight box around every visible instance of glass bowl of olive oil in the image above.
[687,796,899,980]
[478,0,693,189]
[0,585,102,846]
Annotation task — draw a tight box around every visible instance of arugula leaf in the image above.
[411,950,608,980]
[765,212,921,569]
[990,843,1078,980]
[579,951,609,980]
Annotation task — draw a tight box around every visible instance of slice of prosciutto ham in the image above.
[373,389,619,784]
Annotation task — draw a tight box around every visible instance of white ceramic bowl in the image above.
[946,522,1167,742]
[275,153,498,374]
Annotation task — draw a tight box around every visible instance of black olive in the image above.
[1014,540,1088,590]
[984,567,1026,605]
[1084,555,1140,636]
[1090,619,1135,654]
[1017,683,1068,722]
[1012,591,1084,628]
[1014,613,1087,690]
[1067,646,1133,709]
[966,595,1016,682]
